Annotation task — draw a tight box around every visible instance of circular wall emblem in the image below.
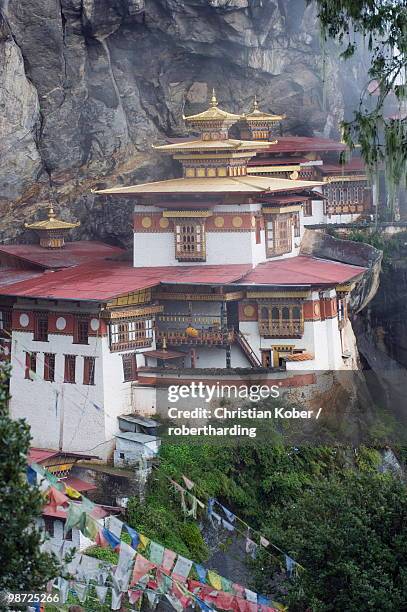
[251,216,256,227]
[232,216,243,228]
[141,216,152,228]
[159,217,169,229]
[19,313,29,328]
[56,316,67,331]
[90,318,100,332]
[214,216,225,228]
[314,303,320,317]
[243,304,255,317]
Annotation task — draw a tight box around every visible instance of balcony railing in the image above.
[259,319,304,338]
[156,329,234,346]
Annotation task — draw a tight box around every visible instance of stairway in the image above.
[234,330,262,367]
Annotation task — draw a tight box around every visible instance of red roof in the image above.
[0,261,252,301]
[1,254,366,301]
[0,241,124,270]
[265,136,346,154]
[321,158,366,174]
[28,448,60,464]
[0,269,43,287]
[28,447,98,464]
[248,156,309,166]
[238,256,365,286]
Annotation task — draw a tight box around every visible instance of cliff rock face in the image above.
[0,0,365,246]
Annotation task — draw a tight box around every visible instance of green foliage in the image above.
[84,545,119,565]
[311,0,407,215]
[129,440,406,610]
[0,363,59,599]
[252,470,407,611]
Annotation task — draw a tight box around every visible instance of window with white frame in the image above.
[110,318,154,351]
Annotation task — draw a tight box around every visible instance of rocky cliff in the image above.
[0,0,367,246]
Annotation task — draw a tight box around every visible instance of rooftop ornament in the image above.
[25,204,80,249]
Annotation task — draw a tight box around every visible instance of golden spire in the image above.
[253,95,259,112]
[210,88,218,107]
[25,203,80,248]
[48,204,56,220]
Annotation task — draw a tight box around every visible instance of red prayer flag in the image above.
[130,554,155,586]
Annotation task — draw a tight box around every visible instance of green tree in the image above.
[253,470,407,611]
[0,364,59,596]
[312,0,406,213]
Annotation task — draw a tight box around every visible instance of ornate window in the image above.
[174,221,206,261]
[258,303,304,338]
[323,181,369,215]
[265,214,292,257]
[109,318,154,352]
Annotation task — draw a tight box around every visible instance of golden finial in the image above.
[210,88,218,107]
[48,204,56,220]
[253,95,259,111]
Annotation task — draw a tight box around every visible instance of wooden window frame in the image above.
[292,212,300,237]
[109,317,154,352]
[122,353,138,382]
[265,214,292,257]
[44,352,55,382]
[25,351,37,380]
[83,356,95,385]
[73,317,89,345]
[174,220,206,262]
[64,354,76,383]
[303,200,313,217]
[258,302,304,338]
[34,312,48,342]
[0,309,12,338]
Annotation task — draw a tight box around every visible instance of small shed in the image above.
[114,432,160,467]
[117,414,158,436]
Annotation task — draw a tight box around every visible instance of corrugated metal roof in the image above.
[0,241,124,270]
[238,256,365,286]
[262,136,346,153]
[0,262,252,300]
[116,432,159,443]
[118,415,158,428]
[0,269,43,286]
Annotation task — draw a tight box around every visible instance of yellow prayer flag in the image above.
[138,533,150,553]
[207,570,222,591]
[65,485,81,499]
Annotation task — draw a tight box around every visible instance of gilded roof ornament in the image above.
[244,96,286,121]
[183,90,241,123]
[25,204,80,231]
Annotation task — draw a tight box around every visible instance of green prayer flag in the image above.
[64,503,86,535]
[149,541,165,565]
[220,576,233,593]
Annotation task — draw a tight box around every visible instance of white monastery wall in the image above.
[10,330,106,455]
